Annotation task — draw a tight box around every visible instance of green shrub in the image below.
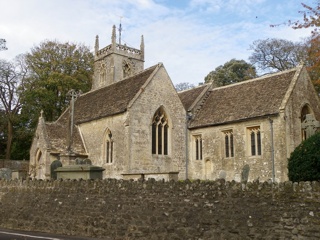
[288,132,320,182]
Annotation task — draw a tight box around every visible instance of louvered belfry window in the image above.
[152,108,169,155]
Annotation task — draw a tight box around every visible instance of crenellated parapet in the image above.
[95,43,143,60]
[92,25,145,90]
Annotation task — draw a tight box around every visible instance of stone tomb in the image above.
[55,158,105,180]
[55,165,105,180]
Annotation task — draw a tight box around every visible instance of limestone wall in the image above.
[79,114,128,179]
[0,179,319,239]
[284,67,320,155]
[188,116,288,182]
[128,65,187,178]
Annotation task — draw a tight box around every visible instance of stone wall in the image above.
[0,179,319,239]
[188,116,288,182]
[0,160,29,172]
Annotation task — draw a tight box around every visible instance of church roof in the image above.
[44,64,159,154]
[74,64,158,124]
[178,84,210,111]
[45,121,86,154]
[189,67,299,129]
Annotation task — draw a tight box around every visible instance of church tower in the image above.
[92,25,145,90]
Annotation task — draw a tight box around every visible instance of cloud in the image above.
[0,0,315,86]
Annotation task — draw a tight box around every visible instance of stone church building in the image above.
[29,26,320,182]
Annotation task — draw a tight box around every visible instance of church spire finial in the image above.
[112,25,116,48]
[95,35,99,55]
[140,35,144,60]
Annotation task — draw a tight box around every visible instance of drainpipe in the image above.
[185,111,192,180]
[268,117,275,182]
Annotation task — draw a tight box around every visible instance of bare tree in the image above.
[0,55,28,160]
[249,38,306,72]
[175,82,195,91]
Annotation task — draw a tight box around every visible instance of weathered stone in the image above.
[0,168,12,180]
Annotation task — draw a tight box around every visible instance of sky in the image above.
[0,0,316,86]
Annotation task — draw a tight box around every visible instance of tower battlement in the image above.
[92,25,145,90]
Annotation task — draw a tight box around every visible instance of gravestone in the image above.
[75,158,92,165]
[301,114,320,139]
[50,160,62,180]
[241,164,250,183]
[219,170,226,180]
[0,168,12,180]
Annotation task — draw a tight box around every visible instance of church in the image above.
[29,26,320,182]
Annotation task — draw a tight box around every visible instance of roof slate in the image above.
[74,65,158,123]
[45,121,86,154]
[189,68,298,128]
[178,84,209,111]
[45,64,158,153]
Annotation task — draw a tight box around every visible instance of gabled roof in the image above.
[189,67,300,129]
[45,121,86,154]
[178,84,210,111]
[43,64,159,154]
[73,65,158,124]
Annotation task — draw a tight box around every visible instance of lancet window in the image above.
[223,130,234,158]
[105,129,113,163]
[194,135,203,160]
[248,127,261,156]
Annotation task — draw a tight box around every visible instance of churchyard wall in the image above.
[0,178,319,239]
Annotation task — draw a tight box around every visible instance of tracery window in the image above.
[194,135,202,160]
[223,130,234,158]
[152,108,169,155]
[105,129,113,163]
[248,127,261,156]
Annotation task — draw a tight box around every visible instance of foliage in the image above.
[175,82,195,91]
[249,38,306,72]
[0,56,28,160]
[204,59,257,87]
[288,132,320,182]
[21,40,94,127]
[289,2,320,35]
[270,2,320,35]
[304,34,320,94]
[0,110,6,158]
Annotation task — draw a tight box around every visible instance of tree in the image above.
[21,40,94,126]
[270,2,320,35]
[175,82,195,91]
[249,38,306,72]
[288,132,320,182]
[0,55,28,160]
[304,35,320,94]
[289,2,320,35]
[204,59,257,87]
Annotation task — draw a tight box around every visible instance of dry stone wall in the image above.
[0,179,319,240]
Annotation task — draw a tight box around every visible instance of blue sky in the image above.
[0,0,315,85]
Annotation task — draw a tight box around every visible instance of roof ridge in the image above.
[177,83,210,93]
[80,64,159,97]
[211,67,298,91]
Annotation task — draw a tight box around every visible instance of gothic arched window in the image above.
[152,108,169,155]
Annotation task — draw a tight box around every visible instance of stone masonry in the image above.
[0,179,319,239]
